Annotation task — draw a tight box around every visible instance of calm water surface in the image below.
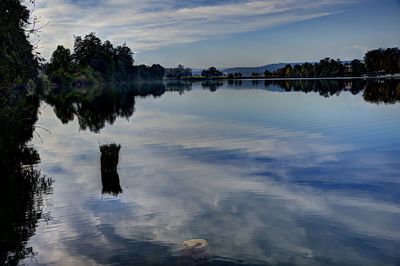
[10,80,400,265]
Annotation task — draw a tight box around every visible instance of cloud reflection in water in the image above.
[26,86,400,265]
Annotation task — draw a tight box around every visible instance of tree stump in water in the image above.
[100,144,122,196]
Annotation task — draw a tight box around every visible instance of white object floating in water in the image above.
[181,239,209,257]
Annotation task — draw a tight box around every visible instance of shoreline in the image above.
[169,75,400,82]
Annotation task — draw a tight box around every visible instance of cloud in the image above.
[352,44,367,50]
[33,0,352,59]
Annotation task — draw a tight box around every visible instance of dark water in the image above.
[1,79,400,265]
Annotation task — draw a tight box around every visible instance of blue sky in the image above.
[35,0,400,68]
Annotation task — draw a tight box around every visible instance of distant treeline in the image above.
[44,33,165,87]
[165,65,192,79]
[165,66,223,80]
[264,48,400,78]
[166,48,399,80]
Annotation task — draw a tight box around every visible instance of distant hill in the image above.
[191,63,297,76]
[193,61,352,76]
[221,63,301,76]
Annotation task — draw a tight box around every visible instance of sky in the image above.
[33,0,400,68]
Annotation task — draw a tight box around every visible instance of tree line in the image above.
[165,66,224,79]
[44,33,165,87]
[264,48,400,78]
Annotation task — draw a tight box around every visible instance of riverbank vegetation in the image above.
[1,0,39,91]
[44,33,165,88]
[263,48,400,78]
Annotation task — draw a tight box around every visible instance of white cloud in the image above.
[32,0,352,59]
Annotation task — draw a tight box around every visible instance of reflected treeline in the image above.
[201,80,224,92]
[228,79,243,86]
[0,89,53,265]
[266,79,400,104]
[45,82,165,133]
[100,144,122,196]
[165,81,192,95]
[172,79,399,104]
[362,79,400,104]
[42,79,400,136]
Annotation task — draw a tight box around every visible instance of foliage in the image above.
[266,48,399,78]
[0,0,39,90]
[46,33,165,87]
[350,59,366,76]
[365,48,400,74]
[166,65,192,79]
[136,64,165,81]
[201,67,223,78]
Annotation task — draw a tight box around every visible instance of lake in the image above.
[2,79,400,265]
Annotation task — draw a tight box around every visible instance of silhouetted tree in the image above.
[73,33,116,81]
[350,59,366,76]
[46,33,164,86]
[365,49,384,74]
[1,0,39,90]
[47,45,73,73]
[166,65,192,79]
[264,70,271,77]
[114,43,135,82]
[201,67,223,78]
[365,47,400,75]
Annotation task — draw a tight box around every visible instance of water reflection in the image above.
[0,90,53,265]
[265,79,400,104]
[196,79,400,104]
[43,79,400,134]
[2,79,400,265]
[45,82,165,133]
[201,80,224,92]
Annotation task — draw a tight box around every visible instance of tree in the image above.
[201,67,223,78]
[365,49,384,73]
[292,64,301,78]
[233,72,242,78]
[350,59,366,76]
[1,0,38,90]
[136,64,165,81]
[383,48,400,74]
[73,33,115,81]
[47,45,73,74]
[114,43,134,82]
[284,64,293,77]
[47,33,164,85]
[301,62,315,78]
[365,48,400,75]
[166,65,192,79]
